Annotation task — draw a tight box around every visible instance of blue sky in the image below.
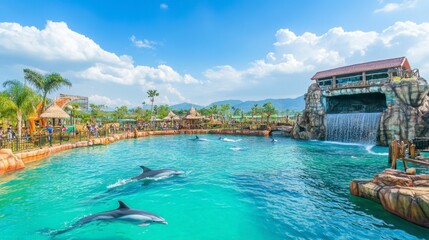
[0,0,429,107]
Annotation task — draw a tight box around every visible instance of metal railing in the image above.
[0,122,295,153]
[0,127,131,153]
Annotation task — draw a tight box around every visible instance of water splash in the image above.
[222,138,242,142]
[230,147,244,151]
[326,113,381,145]
[365,145,388,156]
[107,179,136,189]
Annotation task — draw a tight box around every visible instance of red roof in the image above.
[311,57,410,80]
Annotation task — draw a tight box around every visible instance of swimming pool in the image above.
[1,135,428,239]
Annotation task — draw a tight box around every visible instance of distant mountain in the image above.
[170,96,305,112]
[170,102,204,111]
[235,96,305,112]
[207,100,243,107]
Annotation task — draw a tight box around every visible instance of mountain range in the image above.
[170,96,305,112]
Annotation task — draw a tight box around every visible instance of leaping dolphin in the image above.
[132,166,184,181]
[45,201,167,236]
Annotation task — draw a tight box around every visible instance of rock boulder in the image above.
[351,169,429,228]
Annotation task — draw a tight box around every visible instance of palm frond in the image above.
[23,68,44,91]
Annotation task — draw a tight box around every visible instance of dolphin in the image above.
[132,166,184,181]
[45,201,166,236]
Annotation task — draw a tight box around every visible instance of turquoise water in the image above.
[1,135,429,239]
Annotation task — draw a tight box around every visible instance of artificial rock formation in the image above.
[292,83,326,140]
[350,169,429,228]
[293,80,429,146]
[0,149,25,174]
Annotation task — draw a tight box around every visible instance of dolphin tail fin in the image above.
[140,165,152,173]
[118,200,130,209]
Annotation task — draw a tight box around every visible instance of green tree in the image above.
[250,104,259,123]
[131,107,144,119]
[232,107,242,116]
[114,106,128,120]
[147,90,159,120]
[220,104,231,124]
[157,105,171,119]
[0,93,16,120]
[263,102,277,123]
[199,107,210,117]
[23,68,72,112]
[2,80,40,138]
[173,109,187,116]
[209,104,220,116]
[89,104,106,120]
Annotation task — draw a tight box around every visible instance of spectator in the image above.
[47,124,53,144]
[7,126,13,141]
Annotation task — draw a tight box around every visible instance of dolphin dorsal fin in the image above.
[140,166,152,173]
[118,200,130,209]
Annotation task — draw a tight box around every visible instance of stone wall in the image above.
[0,129,269,175]
[293,80,429,145]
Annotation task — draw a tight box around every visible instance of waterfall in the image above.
[326,112,381,145]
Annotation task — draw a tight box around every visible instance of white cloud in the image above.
[200,21,429,102]
[374,0,418,13]
[0,21,200,105]
[0,21,120,63]
[160,3,168,10]
[166,84,188,102]
[130,35,156,49]
[89,94,133,107]
[203,26,378,88]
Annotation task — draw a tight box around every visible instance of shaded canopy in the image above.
[163,111,180,121]
[184,107,203,120]
[40,103,70,118]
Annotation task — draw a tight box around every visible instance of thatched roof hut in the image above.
[183,107,203,120]
[40,103,70,119]
[163,111,180,121]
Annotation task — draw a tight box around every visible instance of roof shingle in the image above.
[311,57,410,80]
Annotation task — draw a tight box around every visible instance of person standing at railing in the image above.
[24,129,30,141]
[47,123,53,146]
[7,126,13,142]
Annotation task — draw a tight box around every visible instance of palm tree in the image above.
[23,68,72,112]
[251,104,258,123]
[142,101,146,116]
[263,102,277,124]
[2,80,40,138]
[147,90,159,120]
[209,104,220,117]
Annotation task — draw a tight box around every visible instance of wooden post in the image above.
[400,141,407,170]
[390,140,398,169]
[410,144,416,159]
